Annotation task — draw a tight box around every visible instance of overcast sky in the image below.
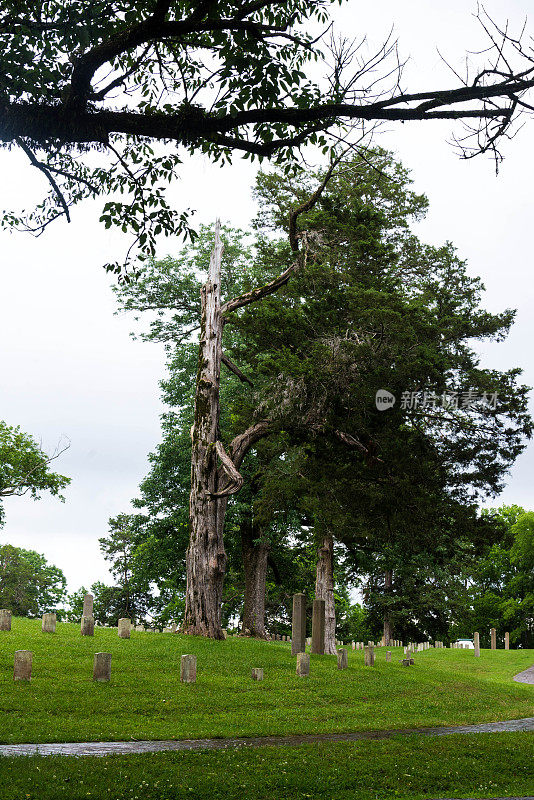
[1,0,533,591]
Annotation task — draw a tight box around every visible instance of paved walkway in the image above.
[0,665,530,759]
[513,665,534,684]
[0,717,533,758]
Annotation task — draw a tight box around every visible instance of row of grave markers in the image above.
[9,644,387,683]
[6,617,510,686]
[0,599,512,655]
[10,650,145,683]
[11,634,507,684]
[0,606,133,639]
[406,631,511,655]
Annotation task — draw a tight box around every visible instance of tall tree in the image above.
[115,148,531,640]
[97,514,154,623]
[234,150,531,647]
[1,1,534,272]
[314,532,336,654]
[116,162,343,638]
[114,226,273,633]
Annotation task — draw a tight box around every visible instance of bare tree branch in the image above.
[335,430,384,464]
[221,147,351,315]
[221,353,254,386]
[227,420,272,469]
[16,138,71,223]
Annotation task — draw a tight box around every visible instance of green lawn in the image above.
[0,734,532,799]
[0,618,532,744]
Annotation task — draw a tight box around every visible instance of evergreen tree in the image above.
[112,149,531,639]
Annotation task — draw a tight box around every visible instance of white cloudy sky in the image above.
[1,0,533,591]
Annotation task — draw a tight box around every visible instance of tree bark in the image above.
[182,167,342,637]
[183,221,226,638]
[315,533,337,655]
[241,522,269,638]
[3,77,533,148]
[383,569,393,645]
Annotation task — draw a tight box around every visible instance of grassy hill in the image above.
[0,618,532,744]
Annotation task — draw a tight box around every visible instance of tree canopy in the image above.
[2,0,534,273]
[109,148,531,637]
[453,505,534,648]
[0,421,70,528]
[0,543,67,616]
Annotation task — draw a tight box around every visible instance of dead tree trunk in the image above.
[183,222,227,637]
[383,569,393,645]
[315,533,337,655]
[241,522,269,638]
[183,156,346,638]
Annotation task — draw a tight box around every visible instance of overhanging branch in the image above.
[0,438,70,498]
[16,138,71,223]
[1,92,526,147]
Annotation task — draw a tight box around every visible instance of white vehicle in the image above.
[455,639,475,649]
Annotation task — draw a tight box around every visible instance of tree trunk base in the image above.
[181,624,225,639]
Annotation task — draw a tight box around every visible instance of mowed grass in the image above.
[0,734,532,799]
[0,618,532,743]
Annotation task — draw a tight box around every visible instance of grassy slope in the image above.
[0,618,532,744]
[0,734,532,799]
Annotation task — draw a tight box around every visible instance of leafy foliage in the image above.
[110,148,531,638]
[0,544,67,616]
[2,2,534,273]
[456,505,534,648]
[0,421,70,528]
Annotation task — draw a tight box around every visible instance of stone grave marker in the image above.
[81,616,95,636]
[0,610,12,631]
[83,594,94,617]
[93,652,111,682]
[180,654,197,683]
[291,594,306,656]
[311,598,325,655]
[337,648,348,670]
[81,593,95,637]
[364,645,375,667]
[14,650,32,681]
[42,613,56,633]
[296,652,310,677]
